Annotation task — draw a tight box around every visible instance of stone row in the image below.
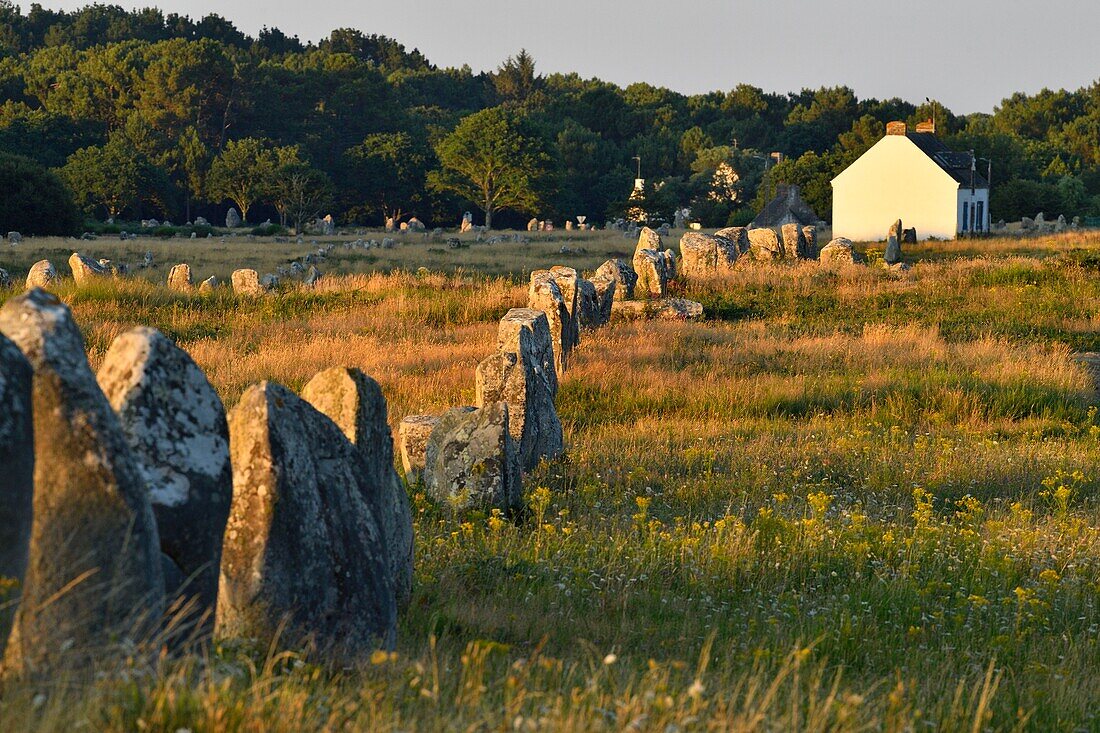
[0,290,414,676]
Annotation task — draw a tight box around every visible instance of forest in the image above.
[2,2,1100,234]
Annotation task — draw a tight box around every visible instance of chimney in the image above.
[886,121,908,136]
[915,118,936,134]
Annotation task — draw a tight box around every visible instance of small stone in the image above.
[398,415,440,484]
[595,259,637,301]
[819,237,858,266]
[68,252,111,286]
[198,276,218,293]
[167,263,193,292]
[424,402,523,514]
[24,260,58,290]
[231,269,265,296]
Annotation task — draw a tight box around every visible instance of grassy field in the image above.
[1,230,1099,731]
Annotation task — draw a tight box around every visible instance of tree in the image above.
[343,130,431,223]
[207,137,279,223]
[273,162,333,233]
[0,152,81,234]
[428,106,550,229]
[60,134,167,218]
[494,49,539,104]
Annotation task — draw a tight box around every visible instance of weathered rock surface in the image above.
[69,252,111,285]
[747,228,783,260]
[636,226,663,254]
[679,232,739,277]
[885,219,902,264]
[198,276,218,293]
[231,269,265,296]
[802,226,818,258]
[819,237,858,266]
[218,381,396,653]
[588,274,617,327]
[528,271,573,376]
[167,263,193,292]
[398,415,440,484]
[714,227,751,255]
[781,223,808,260]
[0,289,163,675]
[612,298,704,321]
[424,402,522,513]
[476,309,563,471]
[302,368,414,610]
[97,327,231,630]
[25,260,58,290]
[633,247,674,297]
[547,266,582,352]
[226,208,241,228]
[0,334,33,655]
[595,259,637,301]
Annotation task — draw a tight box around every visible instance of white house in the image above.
[831,121,990,241]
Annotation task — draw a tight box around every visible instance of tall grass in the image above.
[1,233,1099,730]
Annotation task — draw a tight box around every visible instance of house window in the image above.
[963,201,969,232]
[976,201,985,232]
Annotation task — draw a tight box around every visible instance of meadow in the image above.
[1,229,1099,731]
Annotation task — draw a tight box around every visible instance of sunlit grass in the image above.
[0,231,1098,730]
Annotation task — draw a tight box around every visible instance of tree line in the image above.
[2,2,1099,235]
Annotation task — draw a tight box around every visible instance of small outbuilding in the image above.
[831,121,989,241]
[751,184,820,229]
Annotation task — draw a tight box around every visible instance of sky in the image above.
[34,0,1100,114]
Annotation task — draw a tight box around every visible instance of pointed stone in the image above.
[97,327,231,633]
[0,289,163,676]
[0,334,33,656]
[528,271,573,376]
[476,309,563,471]
[302,368,414,611]
[218,381,396,653]
[595,259,636,301]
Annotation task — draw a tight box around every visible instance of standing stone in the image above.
[885,220,902,265]
[97,328,231,633]
[0,290,163,675]
[225,208,241,229]
[633,248,672,298]
[24,260,58,290]
[69,252,111,285]
[424,402,523,513]
[218,381,396,653]
[576,278,602,330]
[0,268,9,288]
[596,259,637,301]
[398,415,440,484]
[7,231,22,244]
[302,368,414,611]
[819,237,858,266]
[902,227,918,244]
[781,223,808,260]
[636,226,662,254]
[0,334,33,656]
[715,227,751,255]
[588,274,617,326]
[526,218,539,232]
[547,266,581,351]
[747,228,783,260]
[198,276,218,293]
[167,263,193,292]
[231,269,265,296]
[528,271,573,376]
[802,226,818,258]
[476,309,563,471]
[679,232,718,276]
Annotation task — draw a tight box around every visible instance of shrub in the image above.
[0,152,82,235]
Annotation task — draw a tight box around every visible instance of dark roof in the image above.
[751,184,820,228]
[907,132,989,188]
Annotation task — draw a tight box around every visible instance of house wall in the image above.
[957,187,991,234]
[831,136,961,241]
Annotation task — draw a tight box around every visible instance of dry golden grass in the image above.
[1,229,1099,730]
